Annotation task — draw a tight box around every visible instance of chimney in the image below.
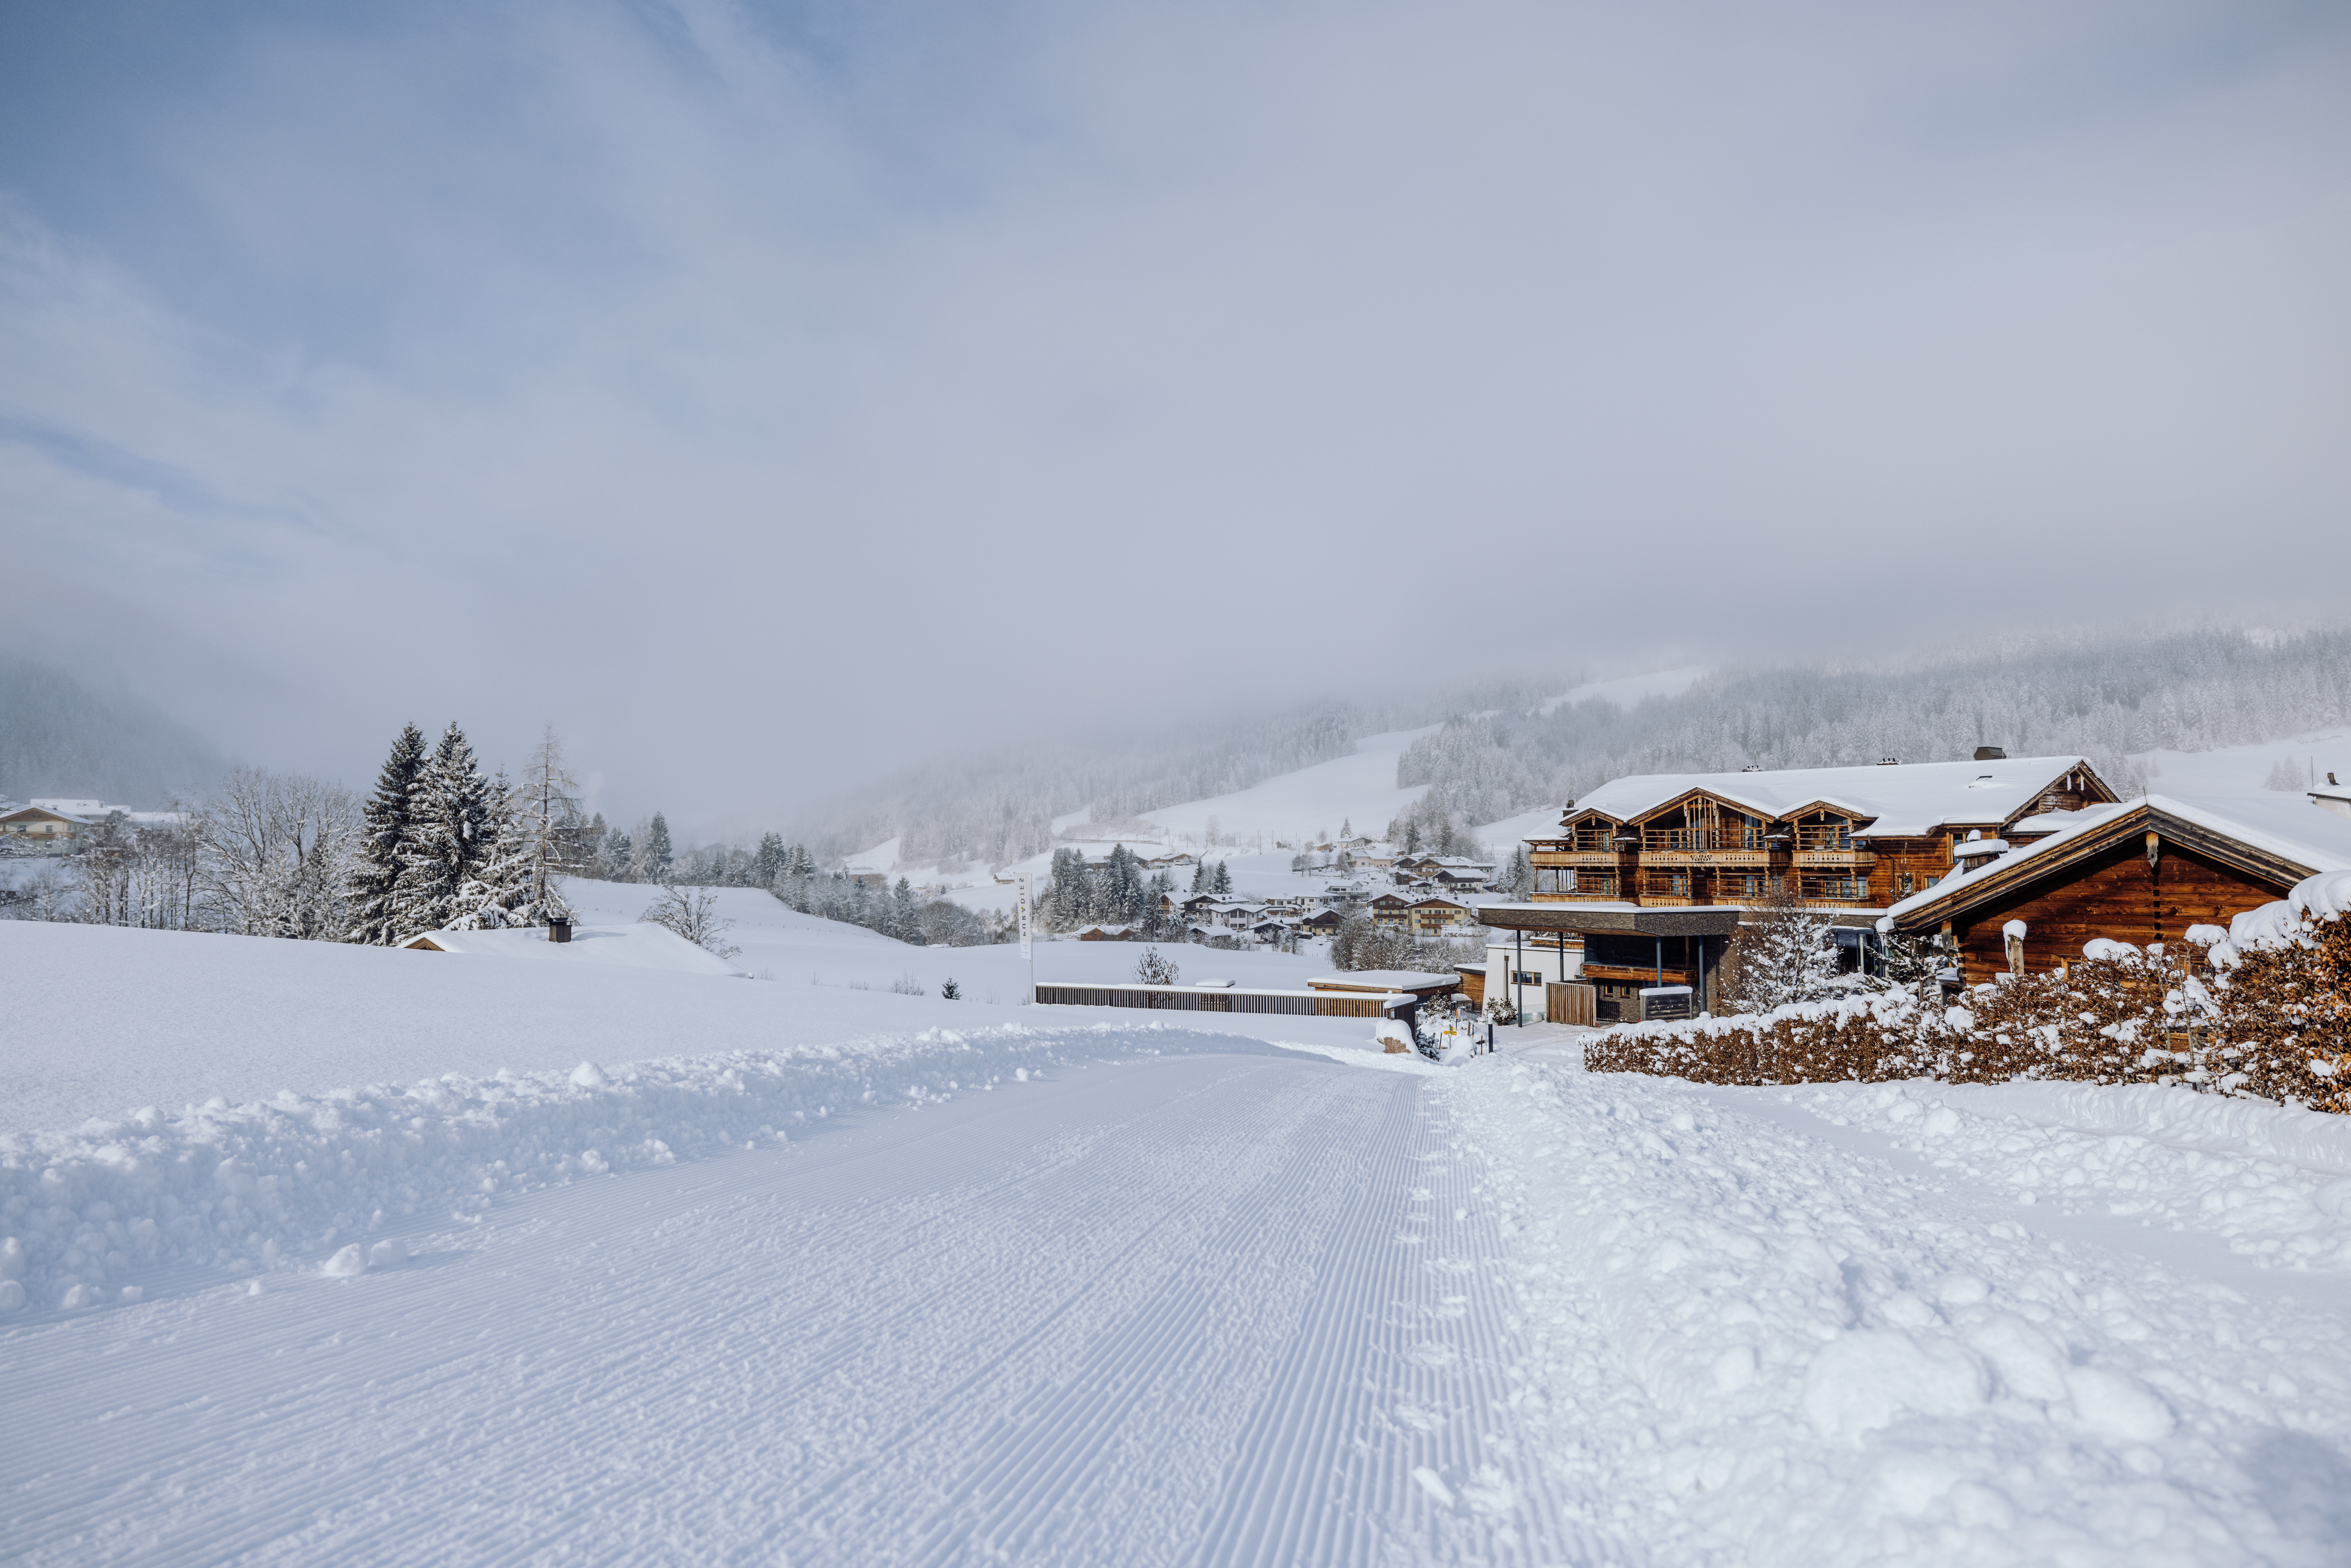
[548,918,573,944]
[1973,746,2006,761]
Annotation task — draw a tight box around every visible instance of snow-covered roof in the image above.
[399,923,743,976]
[30,798,112,815]
[1561,755,2100,837]
[1305,971,1461,992]
[1882,793,2351,926]
[1,804,91,824]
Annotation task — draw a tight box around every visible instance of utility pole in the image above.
[1017,874,1035,1006]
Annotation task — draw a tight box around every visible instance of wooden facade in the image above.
[1526,762,2118,916]
[1885,802,2321,985]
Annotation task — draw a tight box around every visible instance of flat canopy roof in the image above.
[1475,902,1887,935]
[1475,902,1743,936]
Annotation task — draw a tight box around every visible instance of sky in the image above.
[1,0,2347,834]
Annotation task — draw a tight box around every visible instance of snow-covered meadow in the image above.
[10,902,2351,1563]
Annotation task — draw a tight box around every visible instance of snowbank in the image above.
[1784,1076,2351,1274]
[1440,1056,2351,1563]
[0,1022,1294,1316]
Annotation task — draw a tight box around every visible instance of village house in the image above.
[1881,793,2351,985]
[1405,894,1477,940]
[0,803,91,847]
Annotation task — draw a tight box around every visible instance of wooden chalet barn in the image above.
[1480,753,2120,1022]
[1882,794,2351,985]
[1299,909,1346,939]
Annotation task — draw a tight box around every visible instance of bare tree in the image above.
[193,769,360,939]
[521,724,583,918]
[639,882,740,960]
[68,809,205,930]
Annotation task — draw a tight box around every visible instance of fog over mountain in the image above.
[0,654,227,807]
[2,1,2347,832]
[789,624,2351,862]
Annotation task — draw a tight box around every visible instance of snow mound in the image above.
[0,1023,1283,1316]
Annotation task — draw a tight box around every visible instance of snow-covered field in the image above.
[11,915,2351,1563]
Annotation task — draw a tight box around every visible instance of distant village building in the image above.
[0,803,91,846]
[2312,773,2351,821]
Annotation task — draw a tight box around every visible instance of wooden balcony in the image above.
[1579,963,1696,986]
[1641,829,1770,853]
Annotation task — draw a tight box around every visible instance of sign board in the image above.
[1639,984,1693,1022]
[1016,875,1032,961]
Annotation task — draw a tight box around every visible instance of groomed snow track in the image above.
[2,1051,1569,1566]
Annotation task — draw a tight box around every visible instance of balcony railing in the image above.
[1642,827,1770,852]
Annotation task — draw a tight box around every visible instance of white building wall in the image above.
[1483,934,1582,1023]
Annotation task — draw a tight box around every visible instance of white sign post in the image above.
[1015,874,1035,1005]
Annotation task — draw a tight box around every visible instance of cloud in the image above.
[0,0,2346,831]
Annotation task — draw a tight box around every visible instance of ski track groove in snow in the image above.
[2,1052,1560,1566]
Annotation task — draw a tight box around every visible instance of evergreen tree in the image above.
[600,826,632,879]
[448,771,539,929]
[1189,860,1208,895]
[636,813,674,883]
[394,723,491,935]
[1719,887,1841,1013]
[345,723,425,945]
[1211,859,1233,897]
[753,831,785,887]
[892,877,920,941]
[1501,845,1532,898]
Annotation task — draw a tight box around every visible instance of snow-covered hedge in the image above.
[0,1023,1242,1316]
[1589,870,2351,1104]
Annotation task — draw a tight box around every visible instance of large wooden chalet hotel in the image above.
[1476,751,2119,1023]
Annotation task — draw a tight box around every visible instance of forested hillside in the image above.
[797,627,2351,863]
[795,683,1557,863]
[1402,627,2351,825]
[0,655,226,806]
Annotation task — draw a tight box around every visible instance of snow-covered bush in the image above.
[1590,871,2351,1108]
[639,882,742,960]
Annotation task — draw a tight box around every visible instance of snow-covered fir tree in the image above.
[634,813,673,883]
[447,771,549,929]
[753,832,785,887]
[1210,859,1232,897]
[345,723,425,945]
[598,826,632,880]
[394,723,491,935]
[1719,887,1840,1013]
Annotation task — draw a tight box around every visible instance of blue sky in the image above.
[2,0,2347,829]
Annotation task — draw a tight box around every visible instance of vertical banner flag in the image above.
[1017,874,1032,960]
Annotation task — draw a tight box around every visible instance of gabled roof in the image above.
[1563,756,2109,839]
[0,805,91,826]
[1882,794,2351,932]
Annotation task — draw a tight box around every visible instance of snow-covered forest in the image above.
[0,654,225,806]
[1398,626,2351,826]
[793,625,2351,859]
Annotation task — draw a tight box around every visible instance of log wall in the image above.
[1950,839,2290,985]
